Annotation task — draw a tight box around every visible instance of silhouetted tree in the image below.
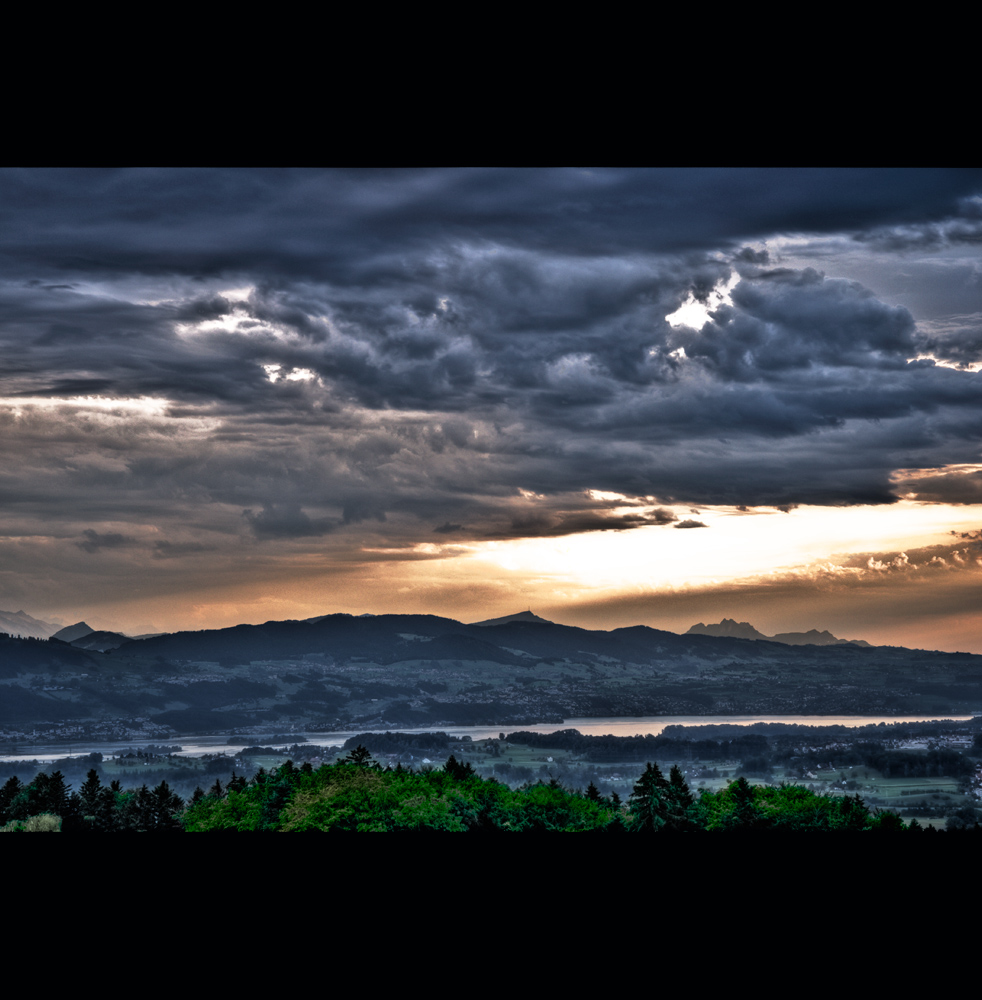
[726,776,760,829]
[148,781,184,832]
[0,776,23,826]
[629,763,669,831]
[665,765,697,831]
[445,755,476,779]
[342,746,375,767]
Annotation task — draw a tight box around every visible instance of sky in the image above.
[2,168,982,650]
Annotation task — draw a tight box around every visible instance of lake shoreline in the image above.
[1,712,976,764]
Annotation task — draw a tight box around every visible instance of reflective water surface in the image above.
[1,713,973,763]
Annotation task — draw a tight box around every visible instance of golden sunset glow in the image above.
[1,169,981,654]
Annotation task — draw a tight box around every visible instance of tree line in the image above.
[1,748,943,831]
[0,769,183,832]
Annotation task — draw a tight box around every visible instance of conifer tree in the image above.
[342,746,375,767]
[227,771,247,793]
[79,769,103,827]
[445,755,476,780]
[119,785,154,832]
[629,762,669,832]
[665,765,696,831]
[148,781,184,832]
[727,776,760,829]
[0,776,23,826]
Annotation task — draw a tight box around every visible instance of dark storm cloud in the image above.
[854,210,982,253]
[1,167,982,586]
[495,506,678,540]
[77,529,138,553]
[892,467,982,504]
[175,295,234,321]
[914,314,982,367]
[242,503,338,539]
[735,247,770,265]
[151,540,214,559]
[0,280,267,407]
[677,267,918,376]
[2,169,978,282]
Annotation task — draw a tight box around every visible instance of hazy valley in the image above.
[2,608,981,745]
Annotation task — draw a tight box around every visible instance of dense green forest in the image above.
[0,749,943,832]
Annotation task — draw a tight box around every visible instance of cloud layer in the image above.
[1,169,981,631]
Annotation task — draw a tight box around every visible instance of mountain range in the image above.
[686,619,871,647]
[3,606,870,649]
[1,607,981,735]
[0,609,62,640]
[0,614,166,650]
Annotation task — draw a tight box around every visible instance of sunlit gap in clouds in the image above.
[0,395,171,418]
[665,272,739,331]
[262,364,319,384]
[0,396,224,439]
[175,316,251,339]
[892,463,982,487]
[172,284,302,342]
[906,354,982,372]
[455,499,982,596]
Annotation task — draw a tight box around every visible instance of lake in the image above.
[1,712,973,763]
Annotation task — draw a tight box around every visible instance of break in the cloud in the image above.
[555,528,982,653]
[0,169,981,645]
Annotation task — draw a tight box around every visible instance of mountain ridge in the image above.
[2,608,981,735]
[470,610,553,627]
[0,609,62,640]
[687,618,871,647]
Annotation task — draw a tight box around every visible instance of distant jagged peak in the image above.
[687,619,870,646]
[52,621,96,642]
[0,608,61,639]
[771,629,871,647]
[470,610,554,627]
[687,619,768,640]
[773,628,836,643]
